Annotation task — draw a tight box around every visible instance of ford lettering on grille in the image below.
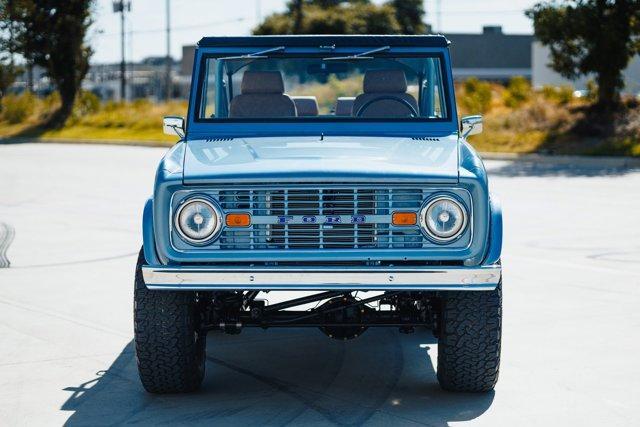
[210,186,432,250]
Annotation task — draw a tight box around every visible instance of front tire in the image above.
[436,281,502,392]
[134,249,206,393]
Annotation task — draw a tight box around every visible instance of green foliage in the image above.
[41,91,60,110]
[1,92,35,124]
[527,0,640,111]
[67,90,100,124]
[503,76,531,108]
[255,0,424,35]
[0,60,21,98]
[541,84,574,105]
[460,78,493,114]
[389,0,426,34]
[586,80,599,103]
[2,0,95,126]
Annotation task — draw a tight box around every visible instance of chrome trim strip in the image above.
[142,264,501,291]
[419,194,469,244]
[173,196,223,245]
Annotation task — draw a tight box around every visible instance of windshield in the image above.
[197,53,449,121]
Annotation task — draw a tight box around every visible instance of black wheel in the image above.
[436,281,502,392]
[133,249,206,393]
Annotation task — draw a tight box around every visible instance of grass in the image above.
[0,94,184,147]
[457,82,640,157]
[1,84,639,156]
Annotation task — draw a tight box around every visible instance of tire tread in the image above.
[437,281,502,392]
[134,250,205,393]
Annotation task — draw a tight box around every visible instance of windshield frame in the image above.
[186,45,459,138]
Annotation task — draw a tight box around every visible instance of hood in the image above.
[182,135,459,184]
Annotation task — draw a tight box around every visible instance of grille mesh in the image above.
[215,187,427,250]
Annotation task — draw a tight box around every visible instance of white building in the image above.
[532,41,640,95]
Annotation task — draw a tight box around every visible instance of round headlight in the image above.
[420,196,468,243]
[174,198,221,244]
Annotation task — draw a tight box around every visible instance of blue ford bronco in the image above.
[135,35,502,394]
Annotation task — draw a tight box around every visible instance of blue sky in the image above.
[90,0,539,64]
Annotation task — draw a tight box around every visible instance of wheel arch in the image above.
[142,198,161,266]
[483,194,502,265]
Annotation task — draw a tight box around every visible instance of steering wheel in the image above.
[354,96,419,118]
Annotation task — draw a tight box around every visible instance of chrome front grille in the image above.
[213,186,427,250]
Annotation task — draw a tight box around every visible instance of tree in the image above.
[390,0,426,34]
[0,60,21,99]
[254,0,424,35]
[0,1,21,99]
[2,0,94,127]
[527,1,640,112]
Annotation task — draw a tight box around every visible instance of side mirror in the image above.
[460,115,483,138]
[163,116,185,137]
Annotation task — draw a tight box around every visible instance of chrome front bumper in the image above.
[142,264,501,291]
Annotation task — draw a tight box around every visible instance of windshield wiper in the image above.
[323,45,390,61]
[219,46,285,61]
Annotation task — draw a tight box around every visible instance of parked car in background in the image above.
[135,35,503,394]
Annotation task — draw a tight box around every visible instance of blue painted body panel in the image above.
[485,195,503,265]
[185,46,459,138]
[142,38,502,275]
[183,136,459,184]
[142,198,160,265]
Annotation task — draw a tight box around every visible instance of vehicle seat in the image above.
[292,96,319,116]
[229,71,297,118]
[352,69,418,118]
[334,97,355,116]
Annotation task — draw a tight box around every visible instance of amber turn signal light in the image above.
[392,211,417,226]
[226,213,251,227]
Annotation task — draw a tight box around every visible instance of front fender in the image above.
[484,194,503,265]
[142,198,161,266]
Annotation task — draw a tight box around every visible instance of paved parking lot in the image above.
[1,143,639,426]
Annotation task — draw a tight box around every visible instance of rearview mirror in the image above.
[460,115,483,138]
[163,116,185,137]
[307,62,349,75]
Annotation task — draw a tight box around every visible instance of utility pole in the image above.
[436,0,442,33]
[113,1,131,101]
[165,0,171,101]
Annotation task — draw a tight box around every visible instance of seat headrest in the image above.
[292,96,319,116]
[335,97,355,116]
[363,69,408,93]
[241,71,285,94]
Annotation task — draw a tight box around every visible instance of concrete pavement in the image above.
[0,143,639,426]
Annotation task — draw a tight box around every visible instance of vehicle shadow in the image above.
[61,328,494,426]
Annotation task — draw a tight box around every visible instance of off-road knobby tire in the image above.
[134,249,206,393]
[436,281,502,392]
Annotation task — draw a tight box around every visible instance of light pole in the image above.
[113,0,131,101]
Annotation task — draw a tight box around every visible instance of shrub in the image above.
[541,84,574,105]
[76,91,100,116]
[1,92,36,124]
[459,78,493,114]
[503,76,531,108]
[66,91,101,125]
[586,80,599,103]
[41,91,61,112]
